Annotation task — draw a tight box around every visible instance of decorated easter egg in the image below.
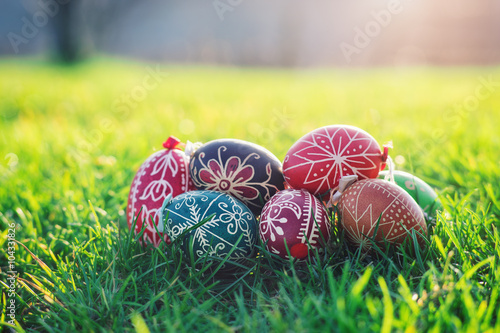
[189,139,285,215]
[162,190,257,269]
[379,170,443,219]
[259,189,331,259]
[127,136,195,247]
[283,125,388,197]
[338,178,427,251]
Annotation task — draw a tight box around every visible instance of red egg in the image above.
[337,178,427,251]
[127,136,195,247]
[259,189,331,259]
[283,125,387,196]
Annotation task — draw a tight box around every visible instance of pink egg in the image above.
[337,178,427,251]
[283,125,387,196]
[259,189,331,259]
[127,136,195,247]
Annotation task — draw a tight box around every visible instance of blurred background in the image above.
[1,0,500,67]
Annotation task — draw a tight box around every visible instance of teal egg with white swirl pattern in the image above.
[161,190,257,269]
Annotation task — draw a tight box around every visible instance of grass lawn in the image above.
[0,59,499,332]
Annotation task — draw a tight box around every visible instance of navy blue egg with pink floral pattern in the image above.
[189,139,285,215]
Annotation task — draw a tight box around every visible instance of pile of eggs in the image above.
[127,125,442,269]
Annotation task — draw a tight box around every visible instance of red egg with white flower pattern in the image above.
[259,189,331,259]
[338,178,427,251]
[127,136,195,247]
[283,125,388,197]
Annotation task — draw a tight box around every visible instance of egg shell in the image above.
[379,170,443,219]
[189,139,285,215]
[283,125,385,196]
[162,190,257,269]
[338,178,427,251]
[259,189,331,259]
[127,137,195,247]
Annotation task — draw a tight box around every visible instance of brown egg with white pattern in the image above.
[337,178,427,252]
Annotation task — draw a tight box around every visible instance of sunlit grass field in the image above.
[1,59,499,332]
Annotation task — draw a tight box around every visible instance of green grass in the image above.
[1,58,499,332]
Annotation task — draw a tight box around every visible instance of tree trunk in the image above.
[53,0,81,64]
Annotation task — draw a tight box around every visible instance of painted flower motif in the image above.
[163,191,257,267]
[295,128,378,185]
[219,199,253,234]
[127,136,194,248]
[198,155,259,203]
[133,205,168,247]
[284,126,382,195]
[138,152,179,202]
[173,191,208,210]
[139,180,173,202]
[260,191,301,242]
